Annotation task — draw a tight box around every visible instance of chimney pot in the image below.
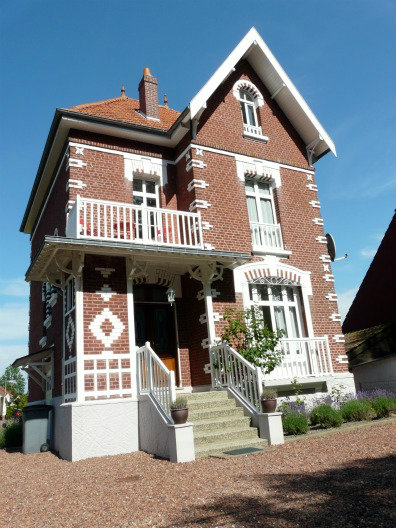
[138,67,159,120]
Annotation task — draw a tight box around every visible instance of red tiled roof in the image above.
[67,96,181,131]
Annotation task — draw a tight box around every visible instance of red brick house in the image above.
[14,28,353,461]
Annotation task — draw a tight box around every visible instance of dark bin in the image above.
[22,404,53,454]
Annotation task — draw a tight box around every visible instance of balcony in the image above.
[243,124,269,142]
[265,337,333,382]
[250,221,289,256]
[66,196,204,250]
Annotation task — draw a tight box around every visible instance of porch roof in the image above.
[26,235,250,282]
[12,345,54,369]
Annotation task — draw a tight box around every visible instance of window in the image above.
[239,89,258,127]
[248,283,305,338]
[133,178,159,208]
[245,179,276,225]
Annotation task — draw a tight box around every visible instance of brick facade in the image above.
[26,53,348,403]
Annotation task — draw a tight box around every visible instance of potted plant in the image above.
[170,396,189,424]
[261,387,278,413]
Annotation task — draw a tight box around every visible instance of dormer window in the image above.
[233,80,268,142]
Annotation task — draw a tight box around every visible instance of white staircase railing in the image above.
[137,342,176,422]
[210,343,263,413]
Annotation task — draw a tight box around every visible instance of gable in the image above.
[195,60,309,168]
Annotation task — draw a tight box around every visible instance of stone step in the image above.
[187,397,236,411]
[184,390,229,402]
[193,415,251,433]
[194,426,259,447]
[195,437,267,458]
[188,406,245,421]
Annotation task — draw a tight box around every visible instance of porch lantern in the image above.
[166,287,176,305]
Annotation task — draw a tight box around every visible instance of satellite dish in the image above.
[325,233,348,262]
[326,233,336,262]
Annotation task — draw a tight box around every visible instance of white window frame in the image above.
[248,283,305,338]
[133,178,160,208]
[239,89,258,127]
[245,178,277,226]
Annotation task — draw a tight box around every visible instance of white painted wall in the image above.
[139,394,195,462]
[351,357,396,394]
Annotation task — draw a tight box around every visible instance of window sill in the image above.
[252,247,292,258]
[243,131,269,143]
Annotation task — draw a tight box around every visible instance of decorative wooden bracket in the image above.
[188,262,224,286]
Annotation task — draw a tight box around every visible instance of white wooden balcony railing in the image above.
[66,196,204,249]
[266,336,333,381]
[250,221,284,251]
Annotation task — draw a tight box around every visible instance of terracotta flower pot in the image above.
[261,398,277,413]
[171,408,188,424]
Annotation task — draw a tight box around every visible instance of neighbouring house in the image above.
[343,212,396,393]
[13,27,353,462]
[0,386,12,420]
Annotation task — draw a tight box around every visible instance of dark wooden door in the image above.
[134,303,178,380]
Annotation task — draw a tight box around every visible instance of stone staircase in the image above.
[186,390,267,458]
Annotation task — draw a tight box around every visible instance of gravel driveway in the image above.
[0,422,394,528]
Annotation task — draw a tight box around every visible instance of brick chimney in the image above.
[138,67,159,120]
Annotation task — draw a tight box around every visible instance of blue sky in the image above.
[0,0,395,375]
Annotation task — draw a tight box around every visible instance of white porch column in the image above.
[73,253,85,403]
[203,282,216,346]
[126,258,148,398]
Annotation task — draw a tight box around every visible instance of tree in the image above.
[221,307,285,374]
[0,365,26,396]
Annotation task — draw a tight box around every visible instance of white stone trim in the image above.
[309,200,321,208]
[336,354,348,364]
[312,217,324,225]
[203,363,211,374]
[89,307,125,349]
[199,312,222,324]
[67,158,87,169]
[196,288,220,301]
[323,274,335,282]
[326,293,338,302]
[124,155,168,186]
[204,243,215,250]
[235,158,281,188]
[39,336,47,348]
[201,221,213,230]
[316,236,327,244]
[189,199,211,211]
[43,315,52,329]
[330,313,341,322]
[66,179,87,191]
[187,179,209,192]
[319,254,331,263]
[232,79,264,107]
[306,183,318,191]
[186,159,207,172]
[333,334,345,343]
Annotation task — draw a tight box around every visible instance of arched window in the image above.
[233,80,267,141]
[239,89,258,127]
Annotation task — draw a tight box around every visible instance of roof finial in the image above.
[163,94,168,108]
[121,84,126,99]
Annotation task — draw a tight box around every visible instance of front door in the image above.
[134,302,179,383]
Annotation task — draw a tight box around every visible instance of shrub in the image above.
[262,387,277,400]
[310,404,343,429]
[371,395,396,418]
[1,420,23,448]
[340,399,373,422]
[170,396,188,410]
[282,412,309,435]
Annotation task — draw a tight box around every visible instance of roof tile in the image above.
[66,97,180,131]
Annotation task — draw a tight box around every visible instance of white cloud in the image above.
[0,278,29,297]
[338,287,358,322]
[0,302,29,341]
[360,247,377,259]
